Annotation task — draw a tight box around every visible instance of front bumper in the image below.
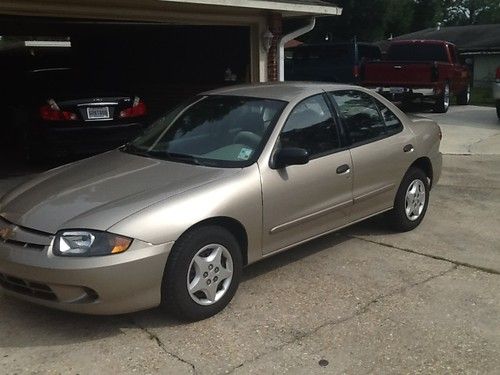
[369,86,441,101]
[0,235,173,315]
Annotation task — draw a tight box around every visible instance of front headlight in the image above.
[53,230,132,257]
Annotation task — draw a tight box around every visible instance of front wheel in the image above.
[387,168,430,232]
[161,225,242,321]
[433,83,450,113]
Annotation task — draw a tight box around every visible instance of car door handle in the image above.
[403,144,414,153]
[336,164,351,174]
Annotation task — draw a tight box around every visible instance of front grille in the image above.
[0,216,51,251]
[0,273,57,301]
[1,238,46,251]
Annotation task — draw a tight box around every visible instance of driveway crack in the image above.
[132,319,197,374]
[347,234,500,275]
[227,264,458,373]
[467,132,500,153]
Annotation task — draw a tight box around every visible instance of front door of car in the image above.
[328,90,415,221]
[260,94,353,255]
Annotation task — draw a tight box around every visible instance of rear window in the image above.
[388,43,448,62]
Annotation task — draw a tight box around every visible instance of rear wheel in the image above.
[457,84,471,105]
[433,83,450,113]
[161,225,242,321]
[387,167,430,232]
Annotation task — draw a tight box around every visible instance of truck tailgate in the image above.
[363,61,434,87]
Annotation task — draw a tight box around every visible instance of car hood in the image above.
[0,150,239,234]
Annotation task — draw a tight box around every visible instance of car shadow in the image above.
[0,216,395,349]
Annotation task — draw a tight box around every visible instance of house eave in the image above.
[161,0,342,16]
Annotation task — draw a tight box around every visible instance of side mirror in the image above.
[272,147,309,169]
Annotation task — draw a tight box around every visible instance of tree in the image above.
[307,0,414,42]
[412,0,444,30]
[304,0,500,43]
[442,0,500,25]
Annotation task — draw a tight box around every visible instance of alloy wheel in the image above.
[186,244,233,306]
[405,179,426,221]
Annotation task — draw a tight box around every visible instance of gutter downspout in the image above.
[278,17,316,82]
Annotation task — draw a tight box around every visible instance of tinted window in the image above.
[388,43,448,62]
[280,95,340,158]
[329,90,385,144]
[374,99,403,135]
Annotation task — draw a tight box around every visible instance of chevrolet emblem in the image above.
[0,227,13,240]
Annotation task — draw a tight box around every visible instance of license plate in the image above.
[390,87,405,94]
[87,106,110,120]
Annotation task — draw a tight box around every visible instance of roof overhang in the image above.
[0,0,342,22]
[162,0,342,16]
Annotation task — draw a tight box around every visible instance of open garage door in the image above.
[0,17,251,164]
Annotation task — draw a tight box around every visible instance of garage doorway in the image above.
[0,18,251,172]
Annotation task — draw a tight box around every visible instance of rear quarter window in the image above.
[329,90,386,145]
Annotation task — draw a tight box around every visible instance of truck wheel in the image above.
[457,84,471,105]
[433,83,450,113]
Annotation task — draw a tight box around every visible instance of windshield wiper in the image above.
[122,145,211,166]
[164,152,204,166]
[121,143,151,157]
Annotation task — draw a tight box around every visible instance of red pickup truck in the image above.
[362,40,471,113]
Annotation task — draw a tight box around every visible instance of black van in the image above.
[285,41,381,84]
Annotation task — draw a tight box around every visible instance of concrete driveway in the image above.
[1,105,499,374]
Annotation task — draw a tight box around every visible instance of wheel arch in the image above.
[409,157,434,189]
[174,216,249,266]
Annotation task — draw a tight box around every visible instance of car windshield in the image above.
[123,95,287,167]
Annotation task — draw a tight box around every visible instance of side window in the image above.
[280,94,340,158]
[329,90,385,145]
[374,99,403,135]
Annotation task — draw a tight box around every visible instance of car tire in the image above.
[161,225,243,321]
[456,84,471,105]
[496,101,500,120]
[387,167,430,232]
[433,82,450,113]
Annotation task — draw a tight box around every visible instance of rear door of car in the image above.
[328,90,415,222]
[260,94,353,254]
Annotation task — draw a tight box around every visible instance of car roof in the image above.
[202,82,360,102]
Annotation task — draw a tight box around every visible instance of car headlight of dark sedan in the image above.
[53,230,132,257]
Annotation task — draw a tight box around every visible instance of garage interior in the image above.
[0,16,252,169]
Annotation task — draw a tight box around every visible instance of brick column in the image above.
[267,13,283,82]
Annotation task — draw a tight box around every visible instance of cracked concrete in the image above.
[1,106,499,374]
[132,319,197,374]
[347,235,499,275]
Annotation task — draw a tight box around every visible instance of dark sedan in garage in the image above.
[6,67,148,161]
